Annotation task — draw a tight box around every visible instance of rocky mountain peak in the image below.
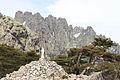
[15,11,24,23]
[1,11,119,56]
[14,11,98,55]
[34,12,43,19]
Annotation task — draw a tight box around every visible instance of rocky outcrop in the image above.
[0,13,46,52]
[1,58,107,80]
[15,11,97,55]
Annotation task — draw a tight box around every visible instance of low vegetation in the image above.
[52,38,120,80]
[0,44,40,78]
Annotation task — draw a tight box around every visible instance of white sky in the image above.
[0,0,120,43]
[47,0,120,44]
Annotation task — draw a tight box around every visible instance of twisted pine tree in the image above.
[52,37,120,80]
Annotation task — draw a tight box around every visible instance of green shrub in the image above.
[0,44,40,78]
[52,38,120,79]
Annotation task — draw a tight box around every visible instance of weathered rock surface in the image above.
[0,13,46,52]
[0,11,119,57]
[1,58,107,80]
[15,11,120,55]
[15,11,97,55]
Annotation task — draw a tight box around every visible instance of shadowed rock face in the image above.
[15,11,97,55]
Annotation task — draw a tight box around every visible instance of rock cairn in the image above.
[1,58,105,80]
[1,59,68,80]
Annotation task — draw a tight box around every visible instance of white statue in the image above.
[40,47,45,59]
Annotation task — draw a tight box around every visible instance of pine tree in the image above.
[52,37,120,79]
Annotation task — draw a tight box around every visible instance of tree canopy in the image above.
[52,37,120,80]
[0,44,40,78]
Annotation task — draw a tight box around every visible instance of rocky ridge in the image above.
[1,58,106,80]
[0,13,46,52]
[15,11,97,55]
[0,11,119,57]
[15,11,120,55]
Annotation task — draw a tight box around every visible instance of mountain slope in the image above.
[0,13,44,51]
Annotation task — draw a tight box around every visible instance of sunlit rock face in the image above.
[15,11,97,55]
[0,13,45,52]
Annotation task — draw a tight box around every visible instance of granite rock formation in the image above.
[15,11,97,55]
[15,11,120,55]
[0,13,46,52]
[1,58,106,80]
[0,11,119,57]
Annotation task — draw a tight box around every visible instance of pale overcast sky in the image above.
[0,0,120,44]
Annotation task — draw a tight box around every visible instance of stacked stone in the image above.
[1,58,106,80]
[1,59,68,80]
